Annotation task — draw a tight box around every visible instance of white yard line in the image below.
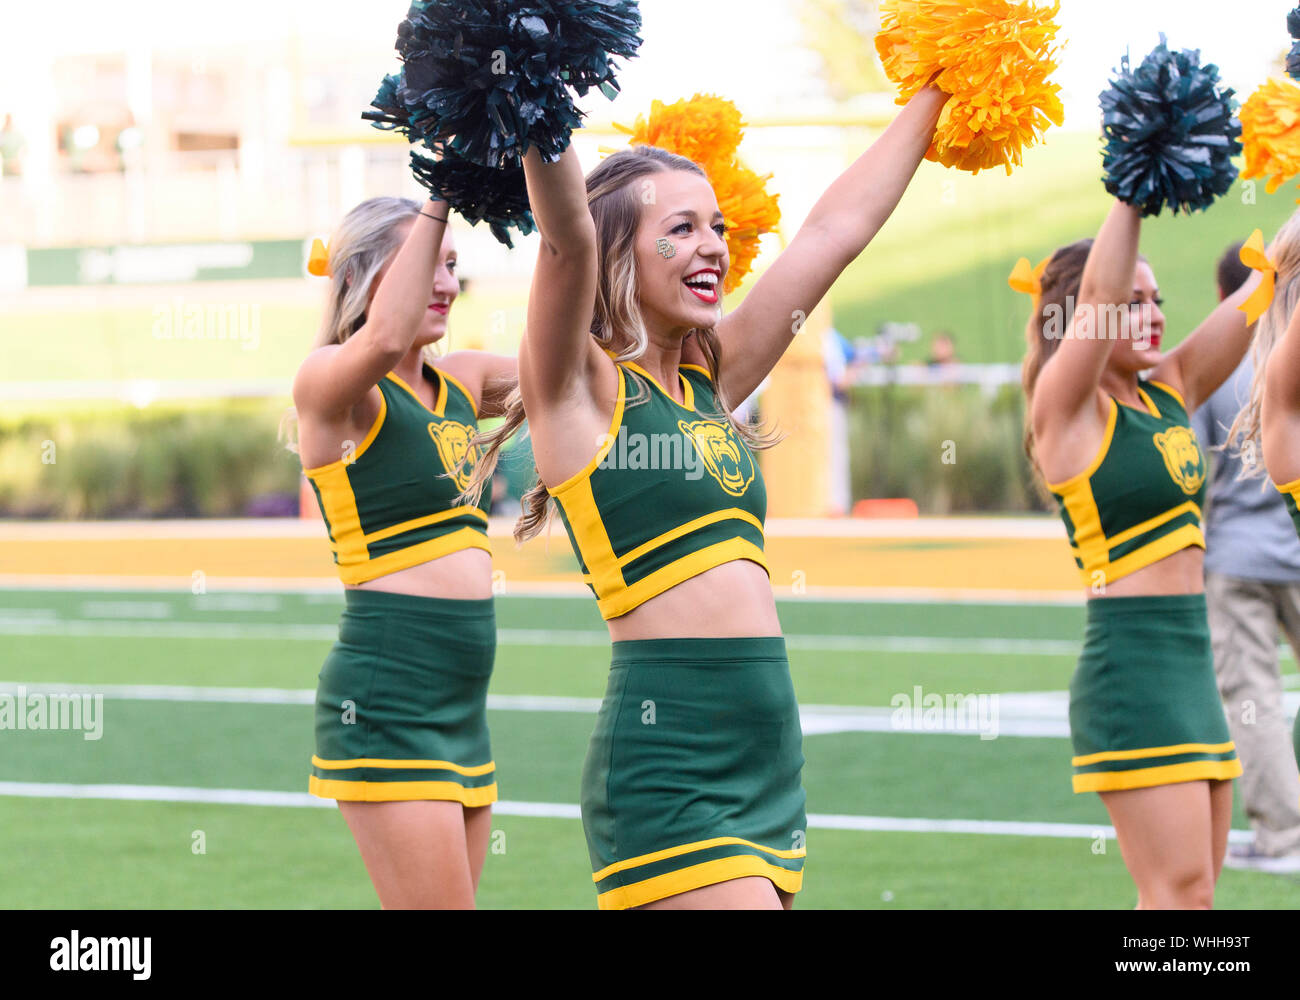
[10,617,1296,664]
[0,780,1248,842]
[0,682,601,713]
[5,681,1294,734]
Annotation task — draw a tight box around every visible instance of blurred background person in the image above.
[1192,239,1300,873]
[926,330,959,369]
[926,329,961,388]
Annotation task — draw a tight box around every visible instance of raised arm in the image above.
[1033,199,1141,429]
[713,85,949,406]
[439,352,520,418]
[1265,294,1300,434]
[518,145,603,405]
[293,200,448,421]
[1260,279,1300,489]
[1153,269,1263,414]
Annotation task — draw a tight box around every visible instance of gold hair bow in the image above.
[1008,255,1052,303]
[307,238,331,278]
[1238,229,1276,325]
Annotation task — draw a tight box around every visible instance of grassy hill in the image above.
[832,130,1300,363]
[4,130,1299,400]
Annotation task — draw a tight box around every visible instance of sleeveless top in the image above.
[1277,477,1300,540]
[548,359,768,620]
[304,363,491,585]
[1047,379,1208,587]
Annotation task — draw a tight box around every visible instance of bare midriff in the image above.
[606,558,782,640]
[1087,545,1204,599]
[346,547,495,600]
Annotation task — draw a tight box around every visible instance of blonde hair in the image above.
[459,146,778,542]
[281,196,446,452]
[1226,208,1300,479]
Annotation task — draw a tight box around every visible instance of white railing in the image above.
[852,364,1022,390]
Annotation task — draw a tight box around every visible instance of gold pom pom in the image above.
[1241,76,1300,199]
[876,0,1065,174]
[615,95,744,172]
[617,94,781,294]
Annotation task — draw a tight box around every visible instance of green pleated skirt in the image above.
[581,637,807,909]
[1070,593,1241,793]
[309,588,497,806]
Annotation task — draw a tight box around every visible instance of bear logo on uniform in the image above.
[677,419,755,497]
[1152,427,1206,496]
[427,421,480,491]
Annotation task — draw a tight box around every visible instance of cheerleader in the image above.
[292,195,515,909]
[1226,213,1300,778]
[1228,219,1300,538]
[1019,199,1272,908]
[455,82,949,909]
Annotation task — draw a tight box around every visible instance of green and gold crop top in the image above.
[1048,379,1208,587]
[1277,477,1300,541]
[304,364,491,585]
[549,359,768,620]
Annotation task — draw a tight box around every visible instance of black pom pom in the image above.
[365,68,537,248]
[362,73,416,136]
[1288,6,1300,82]
[409,149,536,249]
[362,69,446,147]
[362,2,640,243]
[1099,36,1242,217]
[546,0,644,99]
[391,0,642,169]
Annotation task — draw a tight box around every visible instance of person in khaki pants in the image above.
[1193,242,1300,872]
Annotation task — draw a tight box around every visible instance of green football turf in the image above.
[1,588,1297,909]
[833,131,1300,364]
[2,800,1296,910]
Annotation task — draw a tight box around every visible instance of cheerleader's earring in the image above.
[655,238,677,259]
